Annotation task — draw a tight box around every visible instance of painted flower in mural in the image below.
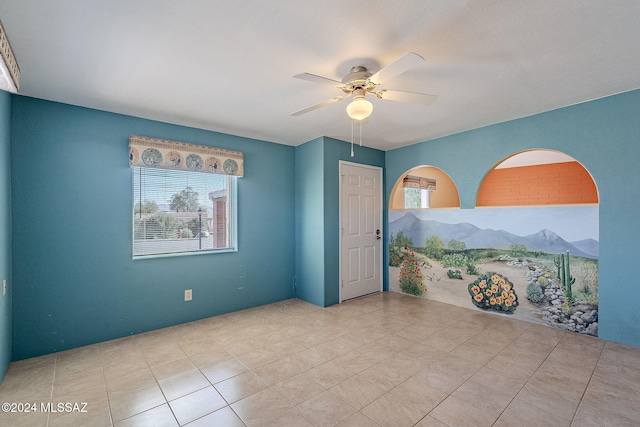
[468,272,518,313]
[399,248,427,297]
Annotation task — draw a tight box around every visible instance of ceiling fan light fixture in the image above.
[346,92,373,121]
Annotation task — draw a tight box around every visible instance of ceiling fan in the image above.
[290,52,437,121]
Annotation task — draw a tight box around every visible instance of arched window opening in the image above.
[477,150,598,207]
[390,166,460,210]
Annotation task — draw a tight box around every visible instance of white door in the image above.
[340,162,383,302]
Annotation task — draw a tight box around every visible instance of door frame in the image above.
[338,160,384,303]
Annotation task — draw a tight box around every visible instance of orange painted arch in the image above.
[476,150,599,207]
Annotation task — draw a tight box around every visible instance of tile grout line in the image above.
[568,338,606,426]
[143,342,179,427]
[97,343,115,427]
[489,329,570,426]
[46,353,57,427]
[425,319,535,427]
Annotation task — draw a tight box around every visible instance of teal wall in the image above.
[0,90,11,380]
[295,137,384,307]
[10,96,296,360]
[385,88,640,347]
[294,138,325,306]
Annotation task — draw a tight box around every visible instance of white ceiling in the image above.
[1,1,640,151]
[495,150,575,169]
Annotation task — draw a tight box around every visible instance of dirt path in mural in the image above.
[389,259,543,324]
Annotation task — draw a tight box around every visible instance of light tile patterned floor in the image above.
[1,292,639,426]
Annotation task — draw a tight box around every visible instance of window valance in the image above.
[403,175,436,191]
[0,18,20,93]
[129,135,244,177]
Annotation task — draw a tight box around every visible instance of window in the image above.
[132,166,237,258]
[128,134,242,258]
[403,175,436,209]
[404,187,432,209]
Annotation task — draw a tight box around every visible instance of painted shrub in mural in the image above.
[388,206,599,336]
[468,272,519,313]
[398,248,427,296]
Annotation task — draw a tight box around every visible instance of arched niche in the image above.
[390,165,460,210]
[476,149,599,207]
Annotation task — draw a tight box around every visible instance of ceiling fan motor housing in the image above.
[341,66,375,94]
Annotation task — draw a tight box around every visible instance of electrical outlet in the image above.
[184,289,192,301]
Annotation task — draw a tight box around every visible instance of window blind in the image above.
[132,167,235,257]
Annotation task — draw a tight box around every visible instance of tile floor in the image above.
[1,292,639,426]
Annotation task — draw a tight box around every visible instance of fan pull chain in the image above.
[350,119,355,157]
[359,120,363,146]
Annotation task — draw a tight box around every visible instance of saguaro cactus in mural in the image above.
[554,251,575,305]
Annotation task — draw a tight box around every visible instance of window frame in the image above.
[131,166,238,260]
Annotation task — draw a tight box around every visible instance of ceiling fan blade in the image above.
[376,89,437,105]
[369,52,425,85]
[290,96,348,116]
[293,72,344,87]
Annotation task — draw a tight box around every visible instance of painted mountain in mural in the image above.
[570,239,599,258]
[389,212,598,259]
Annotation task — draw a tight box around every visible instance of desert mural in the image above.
[389,206,599,336]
